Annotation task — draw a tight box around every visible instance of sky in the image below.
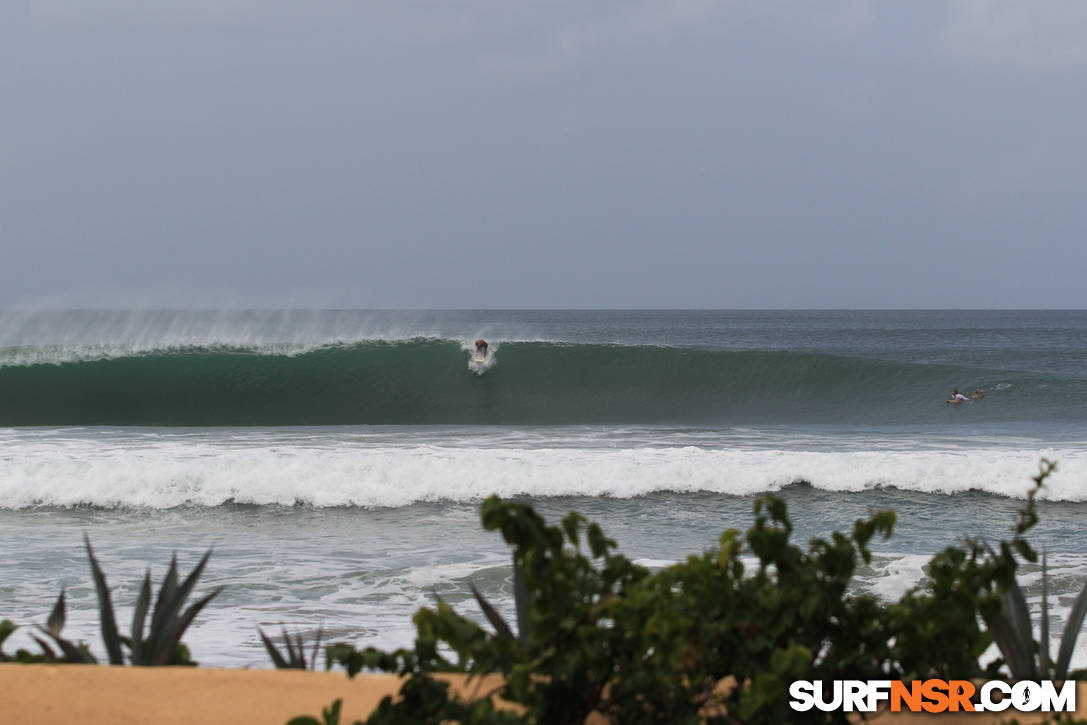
[2,1,1086,309]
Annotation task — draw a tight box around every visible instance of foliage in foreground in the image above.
[312,460,1079,724]
[262,625,325,670]
[0,537,219,666]
[986,548,1087,681]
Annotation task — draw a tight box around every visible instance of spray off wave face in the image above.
[0,338,1081,426]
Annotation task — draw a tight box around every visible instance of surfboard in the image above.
[472,353,487,364]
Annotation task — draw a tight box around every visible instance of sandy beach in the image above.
[2,664,1084,724]
[0,664,520,724]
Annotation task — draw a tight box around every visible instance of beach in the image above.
[3,665,1086,723]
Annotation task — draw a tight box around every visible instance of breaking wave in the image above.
[0,339,1081,425]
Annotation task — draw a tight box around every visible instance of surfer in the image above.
[475,339,488,357]
[949,389,969,402]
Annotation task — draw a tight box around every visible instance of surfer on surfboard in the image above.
[947,388,984,404]
[469,339,493,374]
[948,389,969,403]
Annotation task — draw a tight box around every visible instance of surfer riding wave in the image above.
[947,388,984,404]
[468,339,495,375]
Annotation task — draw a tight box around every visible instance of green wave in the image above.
[0,340,1077,425]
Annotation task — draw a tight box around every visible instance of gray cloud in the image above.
[2,1,1085,308]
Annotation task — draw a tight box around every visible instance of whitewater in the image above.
[2,427,1086,508]
[2,309,1086,668]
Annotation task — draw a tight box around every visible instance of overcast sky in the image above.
[2,1,1085,308]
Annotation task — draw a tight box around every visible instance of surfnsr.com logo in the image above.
[789,680,1076,713]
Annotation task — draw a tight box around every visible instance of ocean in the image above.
[1,309,1086,668]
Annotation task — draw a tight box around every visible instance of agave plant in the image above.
[986,550,1087,680]
[468,557,533,646]
[0,590,99,664]
[32,588,99,663]
[260,625,324,669]
[0,619,15,661]
[84,535,221,666]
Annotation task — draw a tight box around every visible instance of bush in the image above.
[0,538,218,666]
[319,461,1066,724]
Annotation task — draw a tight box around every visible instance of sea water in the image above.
[1,310,1085,667]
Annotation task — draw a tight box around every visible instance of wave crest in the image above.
[0,340,1079,425]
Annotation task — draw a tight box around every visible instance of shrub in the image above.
[316,461,1065,724]
[0,538,218,666]
[262,625,325,670]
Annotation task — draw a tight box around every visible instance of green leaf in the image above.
[130,570,152,665]
[30,635,58,660]
[322,698,342,725]
[1041,551,1051,676]
[46,588,66,638]
[470,582,516,642]
[0,620,17,648]
[1056,578,1087,679]
[284,625,300,667]
[157,550,213,640]
[1004,583,1035,675]
[512,558,533,647]
[309,626,324,670]
[259,628,290,669]
[987,600,1035,678]
[149,554,180,638]
[84,536,125,665]
[150,587,221,665]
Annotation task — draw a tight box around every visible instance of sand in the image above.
[0,665,509,724]
[1,664,1084,723]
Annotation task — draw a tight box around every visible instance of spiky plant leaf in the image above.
[469,582,515,642]
[1055,578,1087,679]
[130,570,152,665]
[1041,551,1051,676]
[512,557,533,647]
[284,626,300,667]
[146,550,213,662]
[36,626,97,663]
[261,626,324,669]
[309,625,324,670]
[0,620,16,648]
[260,628,291,669]
[1005,583,1036,677]
[30,635,58,660]
[158,550,213,634]
[84,535,124,665]
[149,587,220,666]
[46,588,66,638]
[150,554,180,638]
[987,608,1034,679]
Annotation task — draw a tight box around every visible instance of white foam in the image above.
[464,340,498,375]
[0,309,559,368]
[0,339,441,368]
[863,554,932,602]
[1,435,1084,508]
